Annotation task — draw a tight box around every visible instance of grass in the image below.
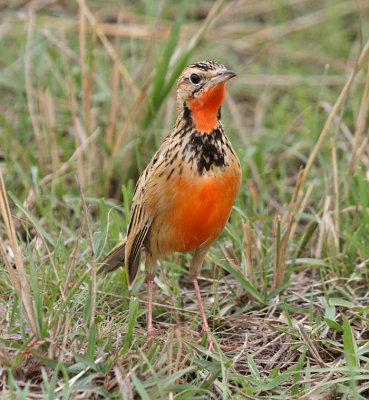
[1,0,369,398]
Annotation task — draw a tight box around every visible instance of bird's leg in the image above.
[191,274,210,334]
[140,273,156,351]
[146,273,155,338]
[191,273,217,351]
[189,246,240,352]
[189,246,215,349]
[140,255,163,351]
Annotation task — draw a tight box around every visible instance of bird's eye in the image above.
[190,73,200,84]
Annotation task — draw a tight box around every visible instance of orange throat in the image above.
[187,83,226,133]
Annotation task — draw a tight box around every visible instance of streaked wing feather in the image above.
[98,239,126,274]
[124,137,172,285]
[126,218,151,285]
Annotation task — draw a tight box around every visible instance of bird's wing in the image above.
[124,137,171,285]
[98,238,127,274]
[125,200,152,285]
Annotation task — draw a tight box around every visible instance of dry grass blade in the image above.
[77,0,139,97]
[0,238,20,297]
[12,13,169,40]
[274,212,295,289]
[61,32,85,186]
[39,128,100,188]
[233,0,368,51]
[331,131,340,234]
[106,60,120,152]
[220,243,238,269]
[172,0,226,64]
[79,0,88,125]
[237,74,354,87]
[75,174,96,328]
[0,171,38,337]
[300,38,369,189]
[114,367,133,400]
[349,63,369,172]
[315,196,330,259]
[274,169,304,288]
[41,90,60,174]
[174,329,184,381]
[15,127,100,223]
[25,12,46,174]
[271,39,369,288]
[242,219,254,284]
[289,184,313,241]
[297,322,330,368]
[112,0,226,157]
[112,79,150,156]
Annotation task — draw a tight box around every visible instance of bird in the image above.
[99,61,241,350]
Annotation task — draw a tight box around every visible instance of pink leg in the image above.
[191,274,240,352]
[191,275,210,334]
[140,274,156,351]
[147,274,155,337]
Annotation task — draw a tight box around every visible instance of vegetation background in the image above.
[0,0,369,398]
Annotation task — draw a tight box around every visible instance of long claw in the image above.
[193,332,240,351]
[190,276,240,351]
[140,329,157,351]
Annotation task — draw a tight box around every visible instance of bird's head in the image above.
[176,61,236,133]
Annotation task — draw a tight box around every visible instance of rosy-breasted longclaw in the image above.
[99,61,241,351]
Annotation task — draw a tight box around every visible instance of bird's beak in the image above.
[209,69,236,86]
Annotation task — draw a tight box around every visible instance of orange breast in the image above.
[163,167,240,253]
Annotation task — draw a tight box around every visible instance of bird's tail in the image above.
[98,239,127,275]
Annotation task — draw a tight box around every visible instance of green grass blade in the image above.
[86,323,96,361]
[8,192,56,247]
[122,296,139,353]
[47,362,60,400]
[221,262,265,304]
[130,371,152,400]
[247,354,261,381]
[141,0,188,129]
[343,315,358,368]
[49,268,90,328]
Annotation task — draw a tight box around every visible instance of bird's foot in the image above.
[192,330,240,352]
[140,329,164,351]
[140,329,156,351]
